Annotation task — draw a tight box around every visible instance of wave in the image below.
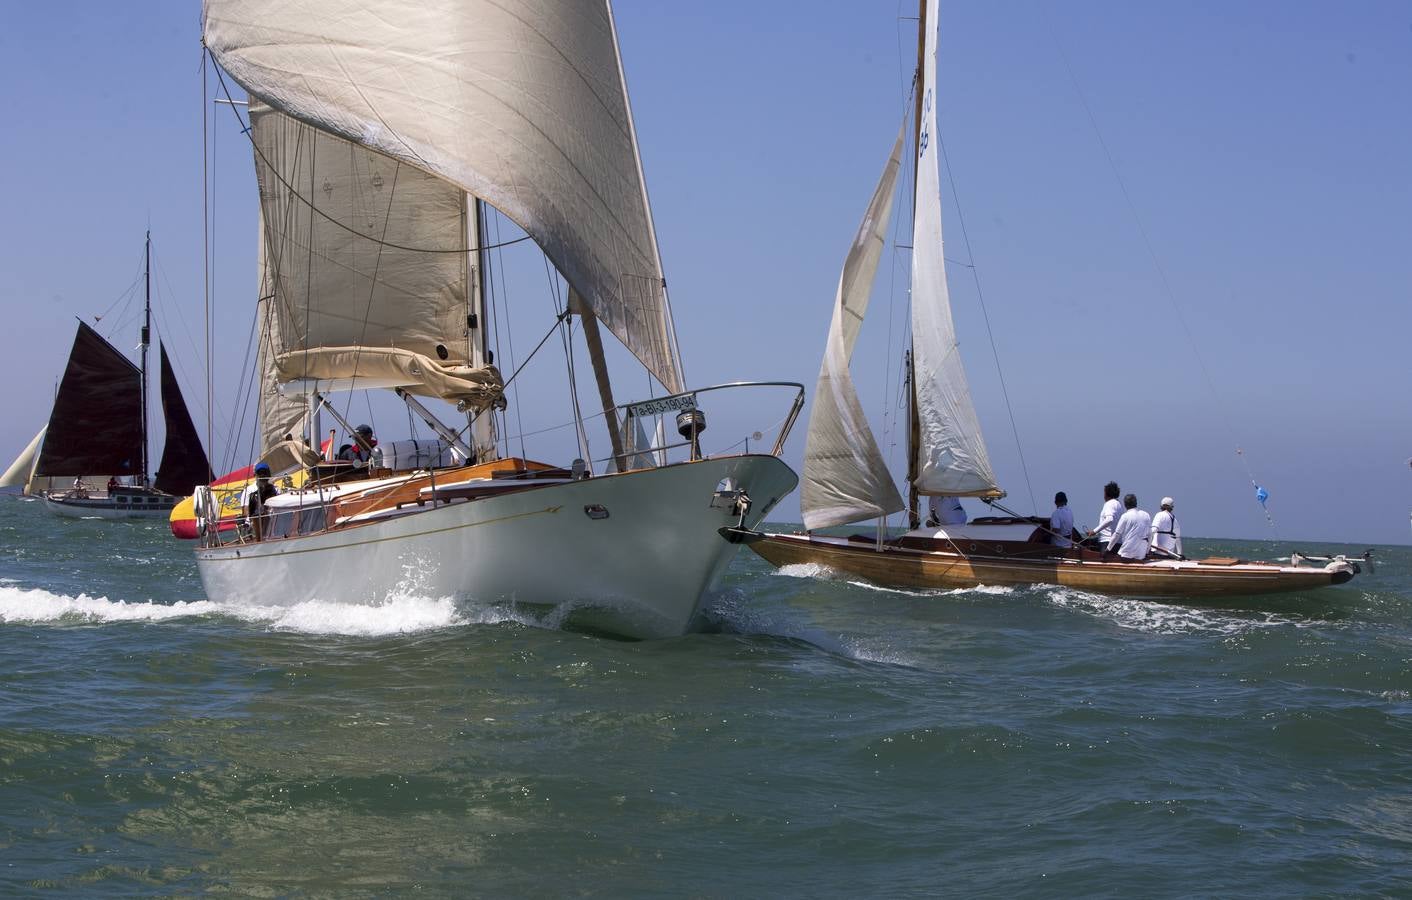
[0,583,469,636]
[703,589,917,667]
[1038,584,1305,635]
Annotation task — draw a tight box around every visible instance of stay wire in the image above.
[1038,7,1275,529]
[936,131,1038,514]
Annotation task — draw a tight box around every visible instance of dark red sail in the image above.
[34,322,142,476]
[154,343,212,495]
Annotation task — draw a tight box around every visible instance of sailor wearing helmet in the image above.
[245,461,280,541]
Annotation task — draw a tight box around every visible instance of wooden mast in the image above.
[573,291,626,469]
[906,0,927,529]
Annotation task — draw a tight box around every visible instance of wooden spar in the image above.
[570,288,626,468]
[468,197,497,462]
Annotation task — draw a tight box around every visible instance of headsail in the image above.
[154,344,212,496]
[1,427,46,492]
[909,0,1001,498]
[800,124,908,530]
[205,0,684,393]
[34,322,142,478]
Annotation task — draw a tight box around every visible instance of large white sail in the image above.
[800,125,908,530]
[909,0,1001,498]
[253,209,309,457]
[1,427,45,492]
[205,0,684,394]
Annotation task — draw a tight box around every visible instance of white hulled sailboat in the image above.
[189,0,802,639]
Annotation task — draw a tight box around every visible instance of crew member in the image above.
[246,462,279,541]
[1105,493,1152,561]
[1050,491,1074,549]
[1087,481,1122,545]
[337,424,377,463]
[1150,496,1183,558]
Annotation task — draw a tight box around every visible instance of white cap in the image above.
[1161,497,1174,508]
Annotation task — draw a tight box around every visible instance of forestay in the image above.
[799,125,908,530]
[909,0,1001,498]
[205,0,685,393]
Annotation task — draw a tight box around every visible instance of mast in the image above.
[140,230,152,488]
[470,197,497,462]
[906,0,927,529]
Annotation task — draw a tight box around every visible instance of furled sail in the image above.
[800,124,908,530]
[154,344,212,496]
[909,0,1001,498]
[1,427,46,491]
[34,322,142,477]
[205,0,685,393]
[248,102,502,408]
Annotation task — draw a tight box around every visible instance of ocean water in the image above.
[2,495,1409,897]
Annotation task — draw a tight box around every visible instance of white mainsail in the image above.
[800,125,908,530]
[253,209,309,457]
[909,0,1001,498]
[1,427,46,492]
[204,0,684,394]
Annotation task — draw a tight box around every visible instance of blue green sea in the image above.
[2,495,1410,896]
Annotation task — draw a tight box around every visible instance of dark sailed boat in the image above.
[2,234,211,519]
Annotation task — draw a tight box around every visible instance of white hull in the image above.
[196,455,797,639]
[43,493,175,520]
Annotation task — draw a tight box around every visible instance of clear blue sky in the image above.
[1,1,1408,545]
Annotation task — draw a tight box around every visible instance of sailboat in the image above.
[189,0,802,639]
[1,234,212,519]
[746,0,1365,598]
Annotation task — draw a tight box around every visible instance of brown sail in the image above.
[34,321,142,477]
[153,343,211,495]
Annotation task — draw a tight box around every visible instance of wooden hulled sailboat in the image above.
[189,0,802,640]
[746,0,1364,598]
[1,234,212,518]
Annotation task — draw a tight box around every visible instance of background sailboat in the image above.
[3,234,211,518]
[747,0,1365,598]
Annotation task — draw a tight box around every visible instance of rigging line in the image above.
[1038,9,1275,528]
[208,60,531,256]
[339,152,403,430]
[489,210,528,459]
[544,259,590,465]
[936,132,1037,514]
[202,47,214,473]
[498,310,572,395]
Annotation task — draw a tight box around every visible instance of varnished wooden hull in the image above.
[750,533,1355,599]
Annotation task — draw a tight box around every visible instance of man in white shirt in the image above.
[1150,496,1183,558]
[1105,493,1152,561]
[1087,481,1123,545]
[1049,491,1074,549]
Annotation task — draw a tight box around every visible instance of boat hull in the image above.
[196,455,797,639]
[43,492,177,520]
[750,533,1355,599]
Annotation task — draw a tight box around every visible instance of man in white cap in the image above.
[1150,497,1183,558]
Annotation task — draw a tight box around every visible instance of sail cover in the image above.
[205,0,684,393]
[34,322,142,477]
[154,344,212,495]
[800,125,908,530]
[909,0,1001,498]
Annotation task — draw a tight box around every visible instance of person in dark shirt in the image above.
[337,424,377,463]
[247,462,279,541]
